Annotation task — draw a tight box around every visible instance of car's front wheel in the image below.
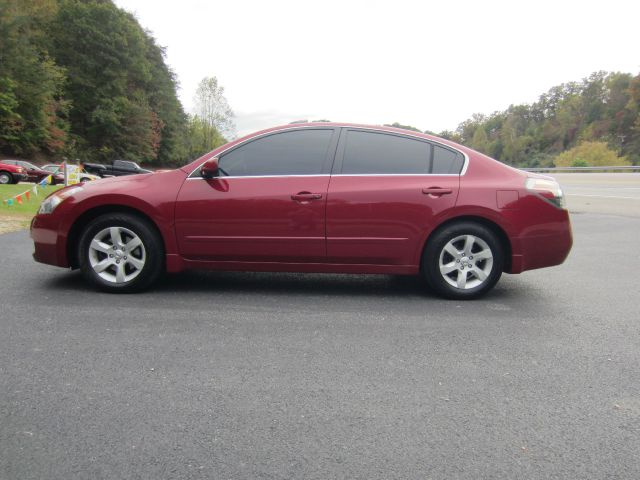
[78,213,164,293]
[422,221,504,299]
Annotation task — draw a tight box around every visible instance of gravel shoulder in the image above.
[0,214,31,234]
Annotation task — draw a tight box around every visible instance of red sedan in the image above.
[31,123,572,299]
[0,160,27,184]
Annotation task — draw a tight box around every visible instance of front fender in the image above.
[53,170,186,267]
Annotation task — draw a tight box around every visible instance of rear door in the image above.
[326,128,463,266]
[175,128,338,263]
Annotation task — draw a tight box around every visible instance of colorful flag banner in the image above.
[1,184,45,207]
[39,175,52,186]
[1,170,64,207]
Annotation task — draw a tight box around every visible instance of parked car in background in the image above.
[83,160,152,178]
[78,171,100,182]
[41,165,68,185]
[0,160,27,184]
[41,164,99,184]
[31,123,573,299]
[1,160,51,183]
[41,165,60,174]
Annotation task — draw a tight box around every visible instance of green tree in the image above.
[0,0,68,156]
[452,71,640,167]
[554,141,630,167]
[183,114,226,161]
[193,76,235,141]
[471,127,489,153]
[47,0,187,165]
[623,74,640,165]
[384,122,422,132]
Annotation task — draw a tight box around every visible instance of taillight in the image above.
[525,177,566,209]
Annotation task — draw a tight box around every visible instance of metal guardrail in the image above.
[522,166,640,173]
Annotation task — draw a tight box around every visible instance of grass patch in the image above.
[0,183,63,219]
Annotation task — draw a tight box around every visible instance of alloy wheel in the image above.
[438,234,494,290]
[88,226,146,284]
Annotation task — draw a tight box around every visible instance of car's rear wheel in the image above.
[0,172,13,184]
[78,213,164,293]
[422,221,503,299]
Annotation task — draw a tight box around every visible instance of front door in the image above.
[175,128,338,263]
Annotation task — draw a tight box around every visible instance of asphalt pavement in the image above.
[1,205,639,478]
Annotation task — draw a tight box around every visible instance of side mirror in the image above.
[201,157,220,179]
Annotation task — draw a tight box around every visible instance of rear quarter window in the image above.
[432,145,465,174]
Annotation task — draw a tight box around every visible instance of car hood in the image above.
[85,172,155,186]
[81,169,184,192]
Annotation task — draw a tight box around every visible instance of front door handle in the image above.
[291,192,323,202]
[422,187,453,196]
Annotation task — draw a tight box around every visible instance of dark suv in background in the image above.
[83,160,152,178]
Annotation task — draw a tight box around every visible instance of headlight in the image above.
[38,195,62,214]
[38,186,83,214]
[525,177,566,209]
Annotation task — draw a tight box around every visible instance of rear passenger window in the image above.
[341,130,431,174]
[432,145,465,174]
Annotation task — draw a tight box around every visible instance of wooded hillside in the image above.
[438,71,640,167]
[0,0,226,166]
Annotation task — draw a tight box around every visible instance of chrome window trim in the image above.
[186,173,460,181]
[186,174,330,180]
[332,173,461,177]
[188,124,470,178]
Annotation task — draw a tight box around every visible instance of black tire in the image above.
[422,221,504,300]
[0,171,14,184]
[78,213,164,293]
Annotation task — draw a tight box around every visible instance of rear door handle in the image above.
[291,192,323,202]
[422,187,453,196]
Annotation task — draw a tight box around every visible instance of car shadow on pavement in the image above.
[157,270,524,302]
[41,269,520,301]
[157,270,438,298]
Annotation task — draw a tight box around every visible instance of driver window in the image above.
[219,129,333,176]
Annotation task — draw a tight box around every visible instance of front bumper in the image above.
[31,214,69,268]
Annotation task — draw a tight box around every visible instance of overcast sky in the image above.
[115,0,639,137]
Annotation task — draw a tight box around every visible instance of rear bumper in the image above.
[509,216,573,274]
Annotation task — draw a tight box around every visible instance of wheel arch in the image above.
[66,204,166,269]
[422,215,513,273]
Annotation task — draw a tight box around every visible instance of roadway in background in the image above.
[551,173,640,217]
